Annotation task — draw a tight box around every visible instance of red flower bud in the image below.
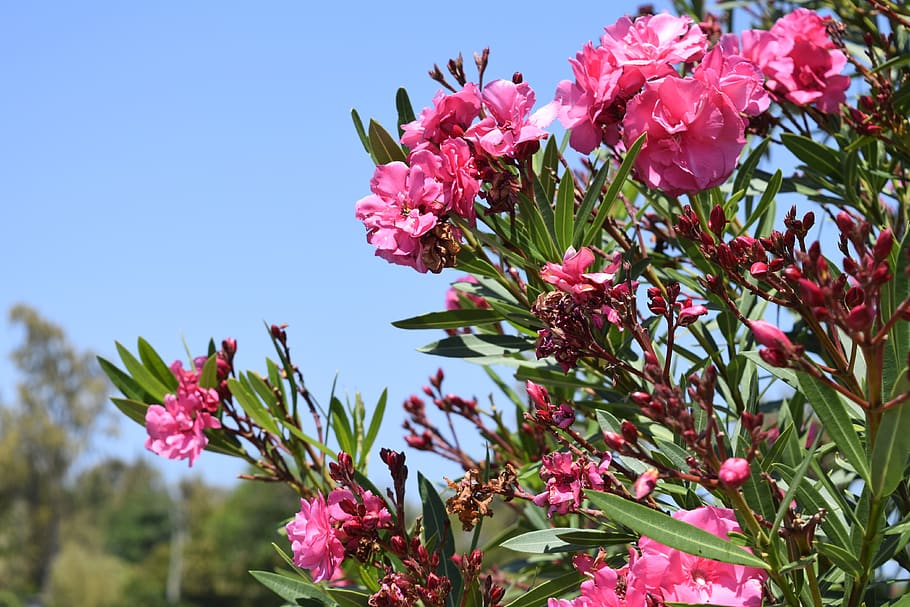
[709,205,727,238]
[845,286,864,308]
[750,262,768,278]
[845,304,874,332]
[750,320,792,349]
[798,279,825,306]
[874,229,894,262]
[621,420,639,444]
[634,468,659,499]
[603,431,626,450]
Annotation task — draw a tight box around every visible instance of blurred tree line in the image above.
[0,305,297,607]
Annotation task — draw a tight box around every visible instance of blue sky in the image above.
[0,1,673,486]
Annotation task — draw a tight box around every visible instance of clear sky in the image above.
[0,1,673,486]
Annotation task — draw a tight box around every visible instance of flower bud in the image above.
[718,457,751,488]
[526,381,550,408]
[749,320,792,349]
[603,431,626,451]
[845,286,864,308]
[845,304,874,332]
[874,229,894,262]
[750,262,768,278]
[621,420,639,444]
[633,468,659,499]
[836,211,855,235]
[709,205,727,238]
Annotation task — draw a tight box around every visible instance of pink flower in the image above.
[623,75,747,196]
[400,83,482,148]
[741,9,848,113]
[434,138,480,222]
[694,35,770,117]
[145,358,222,466]
[286,493,347,583]
[145,395,220,466]
[354,159,444,273]
[533,452,611,517]
[633,506,766,607]
[541,247,621,300]
[466,79,555,158]
[677,299,709,326]
[718,457,752,488]
[554,43,625,153]
[600,13,708,93]
[633,468,659,499]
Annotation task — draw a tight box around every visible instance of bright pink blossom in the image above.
[354,159,444,273]
[286,493,347,583]
[554,43,625,153]
[549,563,642,607]
[145,358,222,466]
[741,9,848,113]
[694,35,770,117]
[433,138,480,222]
[541,247,621,300]
[466,79,555,158]
[632,506,766,606]
[533,452,611,517]
[624,75,747,196]
[400,83,482,148]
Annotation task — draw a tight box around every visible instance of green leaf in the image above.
[585,492,769,569]
[350,108,373,160]
[518,191,560,261]
[368,119,407,165]
[501,528,631,553]
[330,396,355,457]
[98,356,148,402]
[582,132,646,246]
[794,371,871,484]
[870,400,910,497]
[882,231,910,398]
[418,473,462,607]
[739,169,781,236]
[392,309,504,330]
[249,570,338,606]
[227,377,283,437]
[137,337,179,392]
[361,389,387,463]
[395,87,416,137]
[110,397,149,427]
[329,588,372,607]
[116,342,172,402]
[554,172,576,253]
[417,334,533,359]
[502,571,583,607]
[733,137,771,196]
[572,159,611,247]
[198,354,219,390]
[781,133,841,179]
[815,542,863,578]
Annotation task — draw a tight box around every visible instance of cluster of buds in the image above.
[646,281,708,328]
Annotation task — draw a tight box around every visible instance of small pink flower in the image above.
[525,380,551,409]
[466,79,555,158]
[286,493,347,583]
[741,9,848,113]
[623,75,747,196]
[677,300,708,326]
[718,457,751,488]
[354,159,444,273]
[533,453,610,517]
[693,34,770,117]
[400,83,482,148]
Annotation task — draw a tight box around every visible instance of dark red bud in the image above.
[836,212,855,234]
[845,304,874,332]
[621,420,639,444]
[709,205,727,238]
[874,229,894,262]
[750,262,769,278]
[845,286,864,308]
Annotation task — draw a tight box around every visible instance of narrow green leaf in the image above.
[395,87,416,136]
[870,400,910,497]
[815,542,863,577]
[110,397,149,427]
[368,119,407,165]
[362,388,387,460]
[116,342,171,402]
[586,492,769,569]
[392,309,504,330]
[739,169,781,236]
[246,372,279,409]
[781,133,840,178]
[502,571,583,607]
[329,588,372,607]
[98,356,148,402]
[555,172,576,252]
[882,231,910,398]
[572,159,612,246]
[501,528,632,553]
[198,353,219,390]
[769,436,819,539]
[538,136,559,204]
[330,396,355,457]
[137,337,179,391]
[351,108,373,160]
[517,191,559,261]
[227,377,283,437]
[582,132,646,246]
[417,334,533,359]
[266,358,288,411]
[794,371,871,484]
[418,473,463,607]
[249,570,338,606]
[733,137,771,195]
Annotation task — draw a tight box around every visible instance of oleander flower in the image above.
[355,159,444,273]
[632,506,766,606]
[741,9,849,113]
[623,75,747,196]
[694,34,770,117]
[466,79,555,158]
[400,83,482,149]
[287,493,347,583]
[144,395,221,466]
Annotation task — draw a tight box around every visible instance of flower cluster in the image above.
[553,13,769,195]
[532,451,612,517]
[356,77,554,273]
[741,9,849,113]
[550,507,767,607]
[144,358,223,467]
